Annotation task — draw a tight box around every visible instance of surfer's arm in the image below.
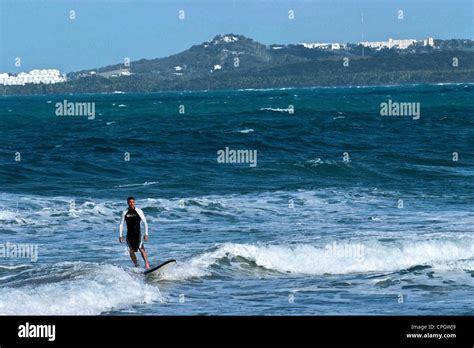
[136,208,149,236]
[119,210,126,238]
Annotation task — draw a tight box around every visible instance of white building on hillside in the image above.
[0,69,66,86]
[359,38,417,50]
[359,37,434,50]
[389,38,417,49]
[423,37,435,47]
[298,42,346,50]
[359,40,388,49]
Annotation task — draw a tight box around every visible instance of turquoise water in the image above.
[0,84,473,315]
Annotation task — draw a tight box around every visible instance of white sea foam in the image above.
[0,209,31,225]
[0,264,31,270]
[238,128,254,133]
[114,181,159,188]
[160,238,474,280]
[0,210,18,221]
[0,263,163,315]
[260,107,293,113]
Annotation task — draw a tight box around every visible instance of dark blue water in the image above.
[0,84,473,315]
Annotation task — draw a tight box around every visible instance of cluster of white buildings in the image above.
[298,42,346,50]
[0,69,66,86]
[297,37,435,51]
[359,37,435,50]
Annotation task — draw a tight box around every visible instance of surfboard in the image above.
[144,259,177,275]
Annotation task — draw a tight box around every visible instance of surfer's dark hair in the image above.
[127,196,135,202]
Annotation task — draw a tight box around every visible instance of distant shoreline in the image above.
[1,81,473,98]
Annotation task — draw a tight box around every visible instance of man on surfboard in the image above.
[119,197,151,269]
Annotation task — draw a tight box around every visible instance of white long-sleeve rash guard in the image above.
[119,207,149,238]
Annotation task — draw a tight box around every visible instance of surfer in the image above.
[119,197,151,269]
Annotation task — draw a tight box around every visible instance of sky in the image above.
[0,0,472,73]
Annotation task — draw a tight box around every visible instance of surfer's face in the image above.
[128,199,135,209]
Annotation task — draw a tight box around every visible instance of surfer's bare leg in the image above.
[129,249,139,267]
[139,247,150,269]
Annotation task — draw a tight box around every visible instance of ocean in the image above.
[0,84,473,315]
